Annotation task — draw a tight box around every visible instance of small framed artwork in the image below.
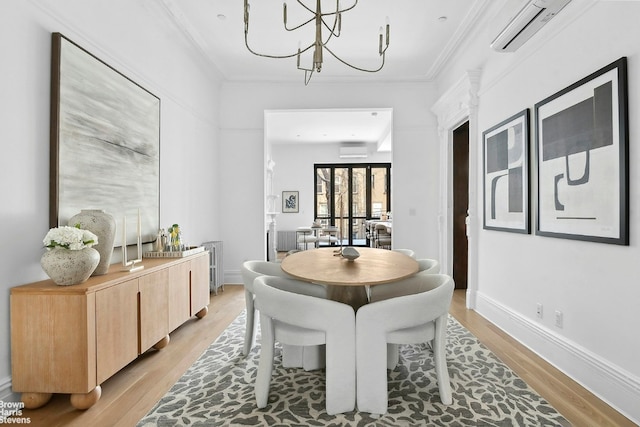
[535,57,628,245]
[282,191,299,213]
[482,109,530,233]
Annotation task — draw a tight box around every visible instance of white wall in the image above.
[0,0,221,398]
[218,81,442,284]
[436,1,640,422]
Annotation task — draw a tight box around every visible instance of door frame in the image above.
[431,70,481,309]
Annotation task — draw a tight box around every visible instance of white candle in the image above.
[137,209,142,260]
[122,216,127,266]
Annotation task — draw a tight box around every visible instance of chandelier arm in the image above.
[304,69,313,85]
[294,0,316,15]
[244,33,313,59]
[320,15,341,38]
[324,44,386,73]
[321,0,358,16]
[284,16,315,32]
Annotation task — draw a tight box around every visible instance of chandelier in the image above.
[243,0,390,85]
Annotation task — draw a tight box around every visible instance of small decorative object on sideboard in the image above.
[156,228,167,252]
[41,225,100,286]
[144,246,204,258]
[145,223,204,258]
[167,224,184,251]
[121,210,144,273]
[68,209,116,276]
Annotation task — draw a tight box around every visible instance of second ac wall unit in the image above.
[491,0,572,52]
[339,145,368,159]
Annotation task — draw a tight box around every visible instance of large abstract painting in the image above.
[482,109,530,233]
[50,33,160,246]
[535,57,628,245]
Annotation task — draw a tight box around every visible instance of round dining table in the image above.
[281,247,419,310]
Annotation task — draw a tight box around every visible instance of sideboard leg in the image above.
[195,306,208,319]
[153,335,170,350]
[70,385,101,410]
[21,392,52,409]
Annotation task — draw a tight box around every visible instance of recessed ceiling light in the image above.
[217,14,226,21]
[371,112,378,117]
[438,16,447,22]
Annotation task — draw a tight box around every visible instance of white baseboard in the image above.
[224,270,242,286]
[475,292,640,425]
[0,376,20,403]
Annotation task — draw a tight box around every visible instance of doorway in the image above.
[452,121,469,289]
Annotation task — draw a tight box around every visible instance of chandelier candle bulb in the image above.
[386,20,390,46]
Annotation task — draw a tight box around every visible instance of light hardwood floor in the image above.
[18,285,633,426]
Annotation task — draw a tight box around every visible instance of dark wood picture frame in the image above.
[534,57,628,245]
[50,33,161,246]
[482,109,530,234]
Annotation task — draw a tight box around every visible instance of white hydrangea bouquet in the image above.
[43,225,99,250]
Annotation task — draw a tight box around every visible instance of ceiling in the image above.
[162,0,492,84]
[158,0,499,147]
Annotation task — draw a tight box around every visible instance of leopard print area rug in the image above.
[138,312,569,427]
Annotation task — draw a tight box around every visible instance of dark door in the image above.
[452,121,469,289]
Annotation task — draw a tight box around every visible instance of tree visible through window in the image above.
[314,163,391,246]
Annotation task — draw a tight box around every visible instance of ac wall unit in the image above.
[490,0,571,52]
[339,145,368,159]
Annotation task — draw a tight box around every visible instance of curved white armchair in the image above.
[240,261,298,356]
[253,275,356,415]
[417,258,440,273]
[391,248,416,258]
[356,273,454,415]
[367,259,440,304]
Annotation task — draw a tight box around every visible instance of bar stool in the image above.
[296,227,318,250]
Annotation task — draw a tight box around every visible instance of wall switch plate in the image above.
[536,303,543,319]
[555,310,563,328]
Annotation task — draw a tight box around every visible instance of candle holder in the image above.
[121,210,144,273]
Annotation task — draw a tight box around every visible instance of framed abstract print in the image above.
[482,109,530,233]
[534,57,628,245]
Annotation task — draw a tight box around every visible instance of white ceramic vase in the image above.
[41,247,100,286]
[68,209,116,275]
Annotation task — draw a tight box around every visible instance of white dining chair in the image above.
[253,275,356,415]
[241,261,290,356]
[241,260,328,369]
[357,273,454,415]
[392,248,416,258]
[417,258,440,273]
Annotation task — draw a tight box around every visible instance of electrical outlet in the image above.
[536,303,543,319]
[555,310,563,328]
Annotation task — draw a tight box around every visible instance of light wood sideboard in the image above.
[10,252,210,410]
